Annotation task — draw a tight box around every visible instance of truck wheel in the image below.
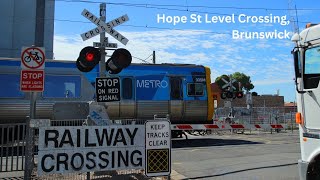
[307,158,320,180]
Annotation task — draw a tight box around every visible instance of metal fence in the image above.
[0,119,159,180]
[0,123,26,173]
[214,107,297,129]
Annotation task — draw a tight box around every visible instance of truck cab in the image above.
[292,23,320,180]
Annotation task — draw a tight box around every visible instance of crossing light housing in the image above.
[76,46,101,72]
[106,48,132,74]
[236,91,244,98]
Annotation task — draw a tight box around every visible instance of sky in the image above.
[53,0,319,102]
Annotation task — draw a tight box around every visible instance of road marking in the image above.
[171,169,188,180]
[173,162,182,165]
[190,149,200,152]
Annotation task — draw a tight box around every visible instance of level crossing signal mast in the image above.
[219,77,244,99]
[220,91,244,99]
[76,47,132,74]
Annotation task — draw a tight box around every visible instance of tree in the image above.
[252,92,258,96]
[215,72,254,92]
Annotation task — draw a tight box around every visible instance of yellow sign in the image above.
[147,149,169,173]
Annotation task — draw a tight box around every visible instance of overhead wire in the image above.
[53,0,320,11]
[132,55,152,64]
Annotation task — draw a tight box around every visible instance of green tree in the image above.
[215,72,254,92]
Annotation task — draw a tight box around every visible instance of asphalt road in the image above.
[0,130,300,180]
[171,130,300,180]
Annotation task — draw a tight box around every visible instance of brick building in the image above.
[210,83,285,108]
[284,102,297,113]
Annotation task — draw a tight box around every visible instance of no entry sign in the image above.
[20,70,44,92]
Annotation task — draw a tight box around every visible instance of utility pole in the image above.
[152,51,156,64]
[25,1,46,179]
[99,3,106,77]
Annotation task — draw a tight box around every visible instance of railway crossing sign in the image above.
[145,120,171,177]
[222,77,236,90]
[21,47,45,69]
[80,9,129,45]
[93,38,117,48]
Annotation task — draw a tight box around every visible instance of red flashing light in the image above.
[236,92,244,98]
[86,52,94,61]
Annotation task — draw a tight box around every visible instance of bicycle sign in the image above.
[21,47,45,69]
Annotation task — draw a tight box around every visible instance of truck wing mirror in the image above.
[292,48,301,78]
[292,48,306,94]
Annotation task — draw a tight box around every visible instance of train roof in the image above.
[0,58,205,69]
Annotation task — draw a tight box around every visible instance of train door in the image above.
[169,77,184,122]
[119,77,135,119]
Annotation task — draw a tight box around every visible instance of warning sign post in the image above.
[20,46,46,92]
[21,46,46,180]
[145,120,171,177]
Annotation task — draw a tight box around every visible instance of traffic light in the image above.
[76,47,132,74]
[221,91,244,99]
[236,91,244,98]
[220,91,233,99]
[106,48,132,74]
[76,46,101,72]
[220,92,227,99]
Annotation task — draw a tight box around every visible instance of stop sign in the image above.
[20,70,44,92]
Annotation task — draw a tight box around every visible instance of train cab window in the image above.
[187,83,204,96]
[43,75,81,98]
[0,74,24,98]
[170,77,182,100]
[122,78,133,99]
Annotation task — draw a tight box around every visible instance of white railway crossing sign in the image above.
[222,77,236,90]
[80,9,129,45]
[93,38,118,48]
[37,125,145,175]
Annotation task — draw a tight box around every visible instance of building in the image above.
[210,83,285,108]
[284,102,297,113]
[0,0,55,59]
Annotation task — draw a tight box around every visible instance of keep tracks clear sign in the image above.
[145,120,171,177]
[38,125,145,175]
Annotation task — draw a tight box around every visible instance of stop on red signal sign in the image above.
[20,70,44,92]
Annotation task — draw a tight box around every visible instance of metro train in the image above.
[0,59,213,125]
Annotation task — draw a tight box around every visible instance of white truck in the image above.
[292,23,320,180]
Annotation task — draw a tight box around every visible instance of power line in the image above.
[52,18,231,35]
[2,16,311,36]
[54,0,320,11]
[132,55,151,64]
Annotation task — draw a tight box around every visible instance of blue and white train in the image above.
[0,59,214,125]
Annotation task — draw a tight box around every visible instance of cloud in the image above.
[253,78,295,85]
[53,29,294,89]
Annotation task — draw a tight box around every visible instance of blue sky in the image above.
[53,0,319,102]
